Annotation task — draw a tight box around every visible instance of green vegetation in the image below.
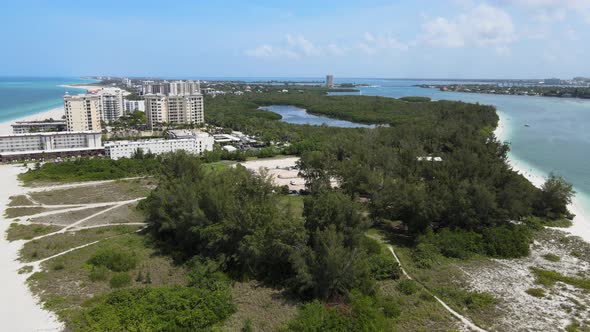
[6,223,60,241]
[399,96,432,102]
[19,157,160,184]
[88,248,138,272]
[525,288,546,298]
[8,195,35,206]
[109,272,132,288]
[5,206,55,218]
[531,267,590,290]
[542,253,561,262]
[70,285,234,331]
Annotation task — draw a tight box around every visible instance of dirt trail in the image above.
[384,242,488,332]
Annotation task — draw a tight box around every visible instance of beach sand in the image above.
[495,112,590,243]
[0,108,65,136]
[0,165,62,331]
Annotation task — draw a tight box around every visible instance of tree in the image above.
[535,173,575,218]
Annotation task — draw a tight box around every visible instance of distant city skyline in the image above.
[1,0,589,78]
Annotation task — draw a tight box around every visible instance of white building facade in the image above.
[104,133,214,160]
[124,99,145,113]
[0,131,103,161]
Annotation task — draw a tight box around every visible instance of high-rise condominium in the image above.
[144,94,204,129]
[326,74,334,88]
[64,94,102,131]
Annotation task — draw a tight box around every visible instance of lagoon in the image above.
[259,105,374,128]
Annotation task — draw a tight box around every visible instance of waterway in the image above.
[259,105,374,128]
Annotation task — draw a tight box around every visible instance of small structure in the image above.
[11,120,66,134]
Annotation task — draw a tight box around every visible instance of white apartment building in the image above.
[11,120,66,134]
[144,93,204,129]
[98,88,125,122]
[104,134,214,160]
[0,131,102,161]
[64,94,102,132]
[169,80,201,95]
[124,99,145,113]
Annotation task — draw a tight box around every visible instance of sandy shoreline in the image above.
[60,84,106,91]
[0,165,62,331]
[495,112,590,243]
[0,108,65,136]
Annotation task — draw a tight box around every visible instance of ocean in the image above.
[0,77,93,123]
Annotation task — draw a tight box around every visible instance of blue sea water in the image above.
[0,77,94,123]
[259,105,374,128]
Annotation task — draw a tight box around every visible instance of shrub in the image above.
[378,296,401,318]
[543,253,561,262]
[396,279,418,295]
[412,240,441,269]
[483,225,531,258]
[434,229,485,259]
[286,291,387,332]
[70,285,235,331]
[88,265,109,282]
[368,251,401,280]
[109,272,132,289]
[525,288,546,298]
[88,248,138,272]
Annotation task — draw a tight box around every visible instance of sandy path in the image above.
[0,165,62,331]
[495,113,590,243]
[26,177,145,192]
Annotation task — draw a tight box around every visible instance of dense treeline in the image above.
[142,153,399,299]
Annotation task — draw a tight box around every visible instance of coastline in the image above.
[60,84,105,91]
[495,112,590,243]
[0,108,65,136]
[0,165,62,331]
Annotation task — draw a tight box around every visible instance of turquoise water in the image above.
[259,105,374,128]
[0,77,92,123]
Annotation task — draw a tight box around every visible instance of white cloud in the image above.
[244,44,298,58]
[357,32,409,55]
[420,4,516,49]
[501,0,590,22]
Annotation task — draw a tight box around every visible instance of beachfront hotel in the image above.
[104,131,214,160]
[144,93,205,129]
[0,131,103,162]
[11,120,66,134]
[64,94,102,132]
[96,88,125,122]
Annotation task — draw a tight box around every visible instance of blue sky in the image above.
[1,0,588,78]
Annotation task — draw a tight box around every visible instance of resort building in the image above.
[144,93,205,129]
[64,94,102,132]
[104,133,214,160]
[11,120,66,134]
[124,99,145,113]
[0,131,103,162]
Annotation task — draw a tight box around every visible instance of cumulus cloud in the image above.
[420,4,516,48]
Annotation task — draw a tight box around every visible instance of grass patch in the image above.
[28,178,154,205]
[525,288,546,298]
[26,233,188,323]
[30,206,107,226]
[19,225,142,262]
[75,203,145,227]
[531,267,590,290]
[8,195,35,206]
[222,281,299,332]
[543,253,561,262]
[18,265,33,274]
[6,223,61,241]
[5,207,59,218]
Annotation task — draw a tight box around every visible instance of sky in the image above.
[0,0,588,79]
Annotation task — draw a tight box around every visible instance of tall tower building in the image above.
[326,74,334,88]
[64,94,102,132]
[98,89,124,122]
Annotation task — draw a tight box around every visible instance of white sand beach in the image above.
[60,84,106,91]
[0,165,62,331]
[0,108,65,136]
[495,112,590,243]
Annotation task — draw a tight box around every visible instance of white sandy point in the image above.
[0,108,65,136]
